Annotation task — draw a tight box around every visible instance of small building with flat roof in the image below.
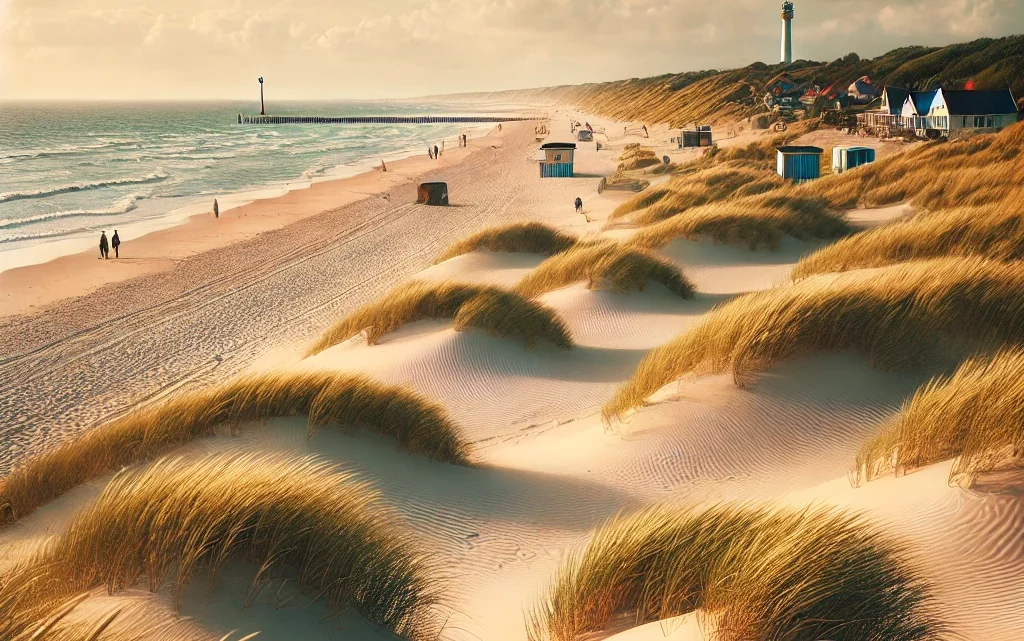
[777,145,823,182]
[537,142,576,178]
[831,146,876,174]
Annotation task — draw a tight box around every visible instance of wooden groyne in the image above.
[238,114,536,125]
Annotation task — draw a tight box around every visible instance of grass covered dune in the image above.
[855,348,1024,488]
[605,258,1024,420]
[435,222,578,262]
[516,241,695,299]
[528,503,943,641]
[308,281,573,356]
[0,452,442,641]
[794,198,1024,278]
[0,370,469,525]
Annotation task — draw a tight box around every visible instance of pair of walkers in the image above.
[99,230,120,259]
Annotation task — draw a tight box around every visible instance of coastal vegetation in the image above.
[0,371,469,523]
[307,281,573,355]
[435,222,578,262]
[854,349,1024,488]
[528,503,942,641]
[0,452,442,641]
[794,199,1024,278]
[604,258,1024,420]
[516,241,694,298]
[616,144,661,171]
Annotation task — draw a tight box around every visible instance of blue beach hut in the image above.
[538,142,576,178]
[776,146,823,182]
[831,146,876,174]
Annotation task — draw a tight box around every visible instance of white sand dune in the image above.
[2,111,1022,641]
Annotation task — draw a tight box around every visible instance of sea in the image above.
[0,100,520,271]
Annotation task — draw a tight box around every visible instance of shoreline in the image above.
[0,123,516,317]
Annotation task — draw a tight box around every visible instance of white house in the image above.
[900,88,1018,136]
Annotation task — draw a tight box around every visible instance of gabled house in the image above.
[900,88,1018,136]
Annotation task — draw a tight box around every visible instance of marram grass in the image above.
[0,452,442,641]
[794,198,1024,278]
[516,241,695,299]
[605,258,1024,420]
[0,370,469,524]
[307,281,573,355]
[527,503,944,641]
[435,222,578,262]
[854,348,1024,488]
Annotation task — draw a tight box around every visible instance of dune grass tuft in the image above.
[794,199,1024,278]
[0,370,469,524]
[516,241,694,299]
[0,452,442,641]
[435,222,578,262]
[855,348,1024,488]
[307,281,573,355]
[617,144,661,171]
[604,258,1024,420]
[629,193,851,251]
[528,503,943,641]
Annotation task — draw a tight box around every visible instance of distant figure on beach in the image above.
[381,159,388,172]
[111,230,120,258]
[99,232,109,259]
[213,198,220,218]
[433,145,439,159]
[575,197,583,214]
[498,123,502,132]
[428,146,434,159]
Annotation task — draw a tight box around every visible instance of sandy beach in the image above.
[1,106,1022,641]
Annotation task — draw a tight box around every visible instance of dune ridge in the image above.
[0,370,469,525]
[855,348,1024,487]
[308,281,573,356]
[528,503,943,641]
[435,222,579,263]
[516,241,694,299]
[605,258,1024,419]
[0,452,442,641]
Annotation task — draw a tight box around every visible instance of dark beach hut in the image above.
[417,182,449,206]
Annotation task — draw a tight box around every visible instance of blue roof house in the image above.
[901,88,1018,136]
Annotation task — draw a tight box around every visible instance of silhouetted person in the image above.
[111,230,120,258]
[428,146,433,159]
[213,198,220,218]
[433,145,439,159]
[99,232,109,259]
[575,197,583,214]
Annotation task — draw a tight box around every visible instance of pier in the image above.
[237,114,536,125]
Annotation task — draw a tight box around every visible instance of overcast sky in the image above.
[1,0,1022,100]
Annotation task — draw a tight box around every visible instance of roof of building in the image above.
[941,89,1018,115]
[777,146,824,154]
[540,142,577,150]
[910,90,937,115]
[881,87,909,115]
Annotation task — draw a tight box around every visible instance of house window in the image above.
[963,116,970,127]
[554,154,562,161]
[974,116,986,127]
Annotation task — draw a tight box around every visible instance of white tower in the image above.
[781,1,794,64]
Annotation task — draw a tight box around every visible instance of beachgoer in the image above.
[213,198,219,218]
[99,232,109,259]
[433,145,439,159]
[498,123,502,132]
[111,230,120,258]
[575,197,583,214]
[428,146,434,159]
[381,159,388,172]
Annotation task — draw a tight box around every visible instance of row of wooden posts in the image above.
[237,115,533,125]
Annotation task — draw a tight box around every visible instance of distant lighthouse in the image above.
[781,1,794,64]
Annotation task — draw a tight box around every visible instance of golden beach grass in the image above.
[435,222,578,262]
[0,452,441,641]
[629,193,851,251]
[307,281,573,355]
[604,258,1024,420]
[793,198,1024,278]
[617,144,661,171]
[527,503,942,641]
[0,370,469,524]
[515,241,695,299]
[854,348,1024,488]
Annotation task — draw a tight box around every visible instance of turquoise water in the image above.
[0,100,508,268]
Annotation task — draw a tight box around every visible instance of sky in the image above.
[1,0,1022,100]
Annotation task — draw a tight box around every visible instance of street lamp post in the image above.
[259,77,265,115]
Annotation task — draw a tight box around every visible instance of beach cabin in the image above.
[679,125,713,148]
[777,146,823,182]
[537,143,575,178]
[831,146,876,174]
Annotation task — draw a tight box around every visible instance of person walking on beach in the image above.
[99,231,109,259]
[428,146,434,159]
[433,145,439,160]
[575,197,590,222]
[111,230,120,258]
[213,198,220,218]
